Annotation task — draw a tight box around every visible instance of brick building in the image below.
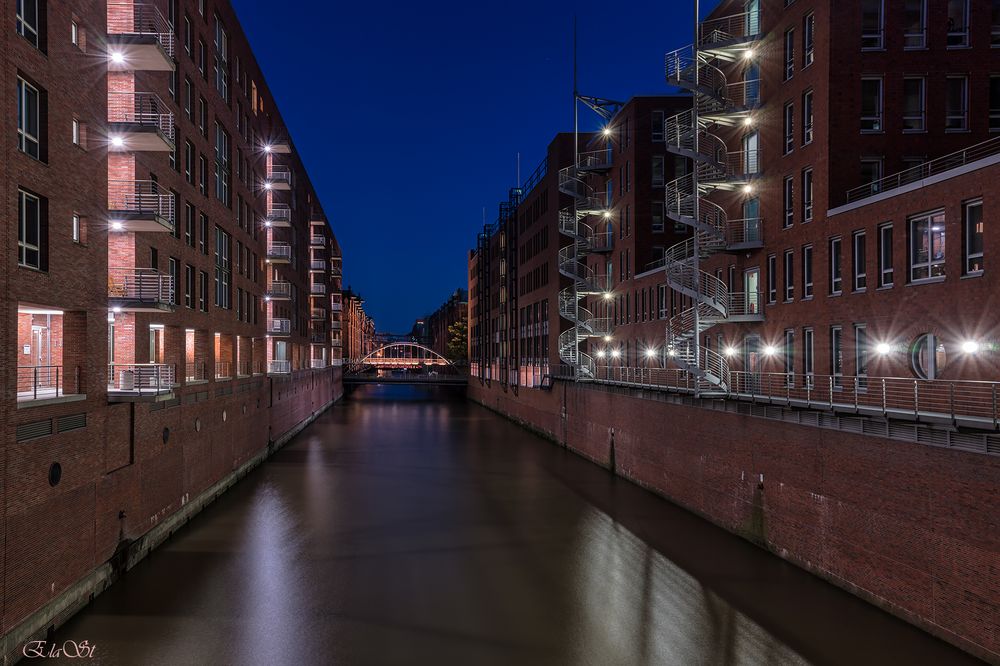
[342,288,376,361]
[468,1,1000,660]
[2,0,345,654]
[416,288,467,358]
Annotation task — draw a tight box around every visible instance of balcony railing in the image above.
[310,260,326,270]
[107,2,175,57]
[108,267,174,306]
[265,242,292,262]
[331,339,343,347]
[17,365,81,401]
[310,359,327,369]
[267,318,291,335]
[310,332,327,344]
[185,361,207,382]
[109,180,175,226]
[108,92,175,143]
[237,360,252,377]
[266,164,292,188]
[330,265,343,277]
[311,308,327,320]
[267,203,291,224]
[268,360,291,374]
[845,135,1000,204]
[108,363,174,394]
[215,361,232,379]
[265,280,291,300]
[331,321,342,331]
[311,283,326,295]
[331,302,343,312]
[310,235,325,246]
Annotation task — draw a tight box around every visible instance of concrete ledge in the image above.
[0,395,341,666]
[16,394,87,409]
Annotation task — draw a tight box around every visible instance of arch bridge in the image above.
[345,342,467,385]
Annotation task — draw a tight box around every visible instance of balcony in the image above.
[310,234,325,246]
[310,332,327,344]
[267,318,291,336]
[266,165,292,190]
[237,360,252,377]
[109,180,175,232]
[265,141,291,154]
[265,242,292,264]
[331,339,343,348]
[108,363,174,401]
[311,308,326,320]
[108,268,175,312]
[330,265,343,277]
[310,359,328,369]
[331,321,342,331]
[185,361,207,384]
[107,2,175,71]
[310,260,326,271]
[268,360,291,375]
[215,361,232,379]
[108,92,174,151]
[17,366,83,405]
[264,280,291,301]
[265,203,292,228]
[311,283,326,295]
[331,302,343,312]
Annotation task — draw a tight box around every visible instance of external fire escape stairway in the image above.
[660,14,761,392]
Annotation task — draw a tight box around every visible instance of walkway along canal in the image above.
[45,385,983,665]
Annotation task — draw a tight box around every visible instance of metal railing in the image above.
[330,266,343,277]
[108,363,174,393]
[267,318,291,335]
[310,235,325,246]
[17,365,80,399]
[578,148,612,171]
[267,203,291,222]
[267,164,292,186]
[311,308,326,320]
[108,92,174,142]
[109,180,175,225]
[268,360,291,374]
[310,359,327,369]
[185,361,206,382]
[265,280,291,299]
[266,242,292,261]
[699,10,760,47]
[311,283,326,295]
[237,360,252,377]
[108,267,174,304]
[107,2,175,57]
[215,361,232,379]
[310,259,326,270]
[846,135,1000,204]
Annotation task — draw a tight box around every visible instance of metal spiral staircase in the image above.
[661,9,763,393]
[557,148,614,378]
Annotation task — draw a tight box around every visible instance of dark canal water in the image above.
[45,385,981,665]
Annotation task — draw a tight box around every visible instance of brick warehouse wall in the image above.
[469,381,1000,663]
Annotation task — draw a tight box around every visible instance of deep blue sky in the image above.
[232,0,719,332]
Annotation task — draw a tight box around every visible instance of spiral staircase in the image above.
[660,9,764,393]
[556,149,614,378]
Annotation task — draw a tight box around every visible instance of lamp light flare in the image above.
[724,347,737,357]
[743,48,756,60]
[602,127,612,137]
[110,52,125,64]
[263,145,272,153]
[961,340,981,354]
[644,348,657,358]
[610,349,621,359]
[596,350,606,359]
[743,184,754,194]
[876,343,892,355]
[763,345,777,356]
[111,221,124,231]
[603,335,613,342]
[110,136,124,148]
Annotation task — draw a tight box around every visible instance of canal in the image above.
[48,385,981,665]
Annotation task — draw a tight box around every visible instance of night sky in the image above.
[231,0,719,332]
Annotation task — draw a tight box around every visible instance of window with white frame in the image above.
[783,249,794,301]
[651,110,664,142]
[829,237,843,293]
[878,223,894,287]
[72,214,81,243]
[854,324,869,387]
[947,0,969,47]
[860,159,882,192]
[904,0,926,48]
[783,102,794,154]
[803,327,814,385]
[784,329,795,386]
[16,0,40,48]
[783,176,793,228]
[802,244,813,297]
[17,76,41,159]
[861,78,882,132]
[767,254,777,303]
[802,168,813,222]
[803,13,815,66]
[963,199,984,274]
[903,77,925,131]
[946,76,968,131]
[742,131,759,174]
[783,28,794,80]
[861,0,884,49]
[831,326,843,387]
[853,230,867,290]
[802,90,814,144]
[909,210,946,281]
[18,189,42,269]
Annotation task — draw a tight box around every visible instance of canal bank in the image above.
[41,384,982,665]
[468,379,1000,664]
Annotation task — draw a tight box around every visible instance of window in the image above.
[878,223,894,287]
[991,76,1000,131]
[831,326,843,387]
[909,210,946,281]
[652,155,664,187]
[911,333,947,379]
[946,76,968,131]
[993,0,1000,46]
[860,159,882,192]
[72,214,82,243]
[651,202,664,233]
[830,237,843,294]
[803,13,815,66]
[199,213,209,254]
[199,154,207,195]
[214,122,231,205]
[783,28,794,80]
[784,330,795,386]
[198,38,206,77]
[742,131,759,174]
[803,245,813,298]
[783,102,794,154]
[184,141,194,183]
[853,231,867,290]
[214,227,231,308]
[184,77,193,119]
[184,15,192,54]
[16,0,41,48]
[947,0,969,48]
[168,258,180,305]
[651,110,664,142]
[184,265,194,308]
[17,76,41,159]
[767,254,777,303]
[855,324,869,386]
[801,90,814,145]
[184,203,195,246]
[199,271,208,311]
[901,77,925,132]
[861,78,882,132]
[861,0,884,49]
[802,168,813,222]
[783,249,794,301]
[70,20,79,46]
[214,18,229,101]
[782,176,794,228]
[803,327,815,385]
[963,199,984,274]
[904,0,926,48]
[18,189,43,269]
[72,118,81,146]
[198,97,207,135]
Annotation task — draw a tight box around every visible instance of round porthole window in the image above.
[911,334,947,379]
[194,418,202,432]
[48,463,62,487]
